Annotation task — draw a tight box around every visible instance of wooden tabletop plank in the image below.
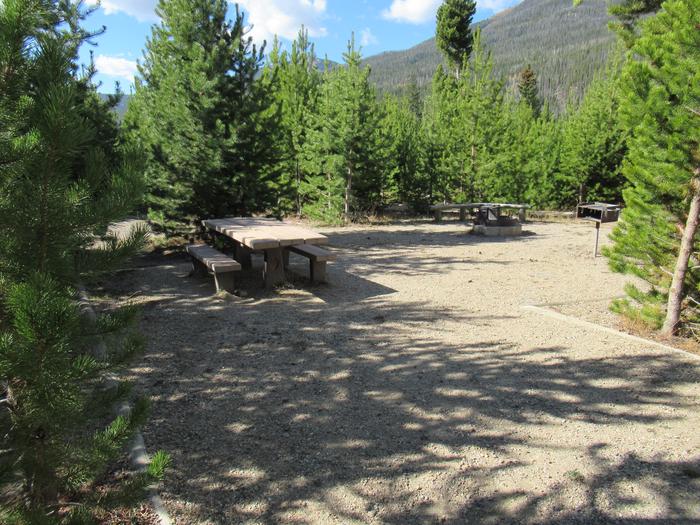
[202,218,327,249]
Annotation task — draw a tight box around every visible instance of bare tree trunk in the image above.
[344,166,352,225]
[470,143,476,202]
[295,159,301,218]
[662,174,700,336]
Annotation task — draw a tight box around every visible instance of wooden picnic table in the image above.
[430,202,530,223]
[202,217,329,288]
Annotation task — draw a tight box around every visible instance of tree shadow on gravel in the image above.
[451,447,700,524]
[103,246,700,524]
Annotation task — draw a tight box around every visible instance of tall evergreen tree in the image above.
[424,31,505,203]
[496,98,538,203]
[125,0,280,233]
[605,0,700,335]
[265,29,321,217]
[517,64,541,117]
[302,37,386,223]
[436,0,477,78]
[0,4,147,282]
[0,1,167,522]
[382,94,426,208]
[557,58,627,206]
[521,109,563,208]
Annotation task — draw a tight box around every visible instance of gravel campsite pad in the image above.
[103,220,700,524]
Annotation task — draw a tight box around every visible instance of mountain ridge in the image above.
[364,0,617,110]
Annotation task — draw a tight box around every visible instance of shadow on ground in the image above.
[103,227,700,524]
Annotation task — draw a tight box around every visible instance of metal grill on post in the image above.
[576,202,622,257]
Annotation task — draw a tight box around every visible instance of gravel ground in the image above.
[103,220,700,524]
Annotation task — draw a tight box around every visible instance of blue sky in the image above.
[79,0,523,93]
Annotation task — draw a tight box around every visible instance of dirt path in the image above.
[103,220,700,524]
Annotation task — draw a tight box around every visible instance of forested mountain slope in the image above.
[99,93,131,120]
[364,0,616,110]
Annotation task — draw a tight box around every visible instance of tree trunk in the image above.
[470,143,476,202]
[295,159,301,218]
[344,166,352,225]
[662,174,700,336]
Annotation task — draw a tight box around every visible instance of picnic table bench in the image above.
[186,244,241,293]
[431,203,530,223]
[199,217,334,289]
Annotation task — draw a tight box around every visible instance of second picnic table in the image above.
[202,217,330,288]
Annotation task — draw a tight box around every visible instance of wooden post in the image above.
[263,247,286,289]
[282,249,290,269]
[434,210,442,222]
[459,207,467,222]
[191,258,208,277]
[593,221,601,258]
[214,271,236,294]
[518,207,526,224]
[310,261,327,284]
[234,242,252,270]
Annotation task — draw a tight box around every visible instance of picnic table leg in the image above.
[263,247,286,289]
[310,261,327,284]
[234,242,252,270]
[190,258,208,277]
[282,248,290,269]
[214,271,236,294]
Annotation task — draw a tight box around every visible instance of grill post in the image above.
[577,202,621,259]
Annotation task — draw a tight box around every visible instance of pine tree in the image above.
[424,31,505,203]
[557,57,627,206]
[0,1,167,522]
[495,98,537,203]
[436,0,477,78]
[517,65,541,117]
[605,0,700,335]
[522,109,563,208]
[265,29,321,217]
[575,0,663,44]
[608,0,663,44]
[0,5,147,282]
[382,94,426,208]
[302,37,386,223]
[405,76,423,118]
[125,0,281,233]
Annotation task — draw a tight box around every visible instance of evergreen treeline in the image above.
[0,1,167,522]
[127,2,628,229]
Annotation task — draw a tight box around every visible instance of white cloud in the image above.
[236,0,328,43]
[479,0,518,11]
[381,0,441,24]
[94,55,138,82]
[360,28,377,47]
[85,0,158,22]
[382,0,520,24]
